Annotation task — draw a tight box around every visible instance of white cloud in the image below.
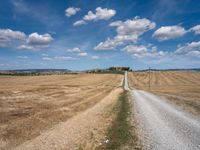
[110,17,155,36]
[27,32,53,46]
[175,41,200,56]
[73,7,116,26]
[67,47,81,53]
[77,52,88,56]
[18,45,34,50]
[109,21,122,26]
[74,20,87,26]
[122,40,200,59]
[67,47,88,57]
[122,45,148,58]
[0,29,26,47]
[189,25,200,35]
[0,29,53,50]
[153,26,186,41]
[65,7,80,17]
[54,56,76,60]
[95,17,155,50]
[18,32,53,50]
[187,51,200,57]
[94,35,138,50]
[83,7,116,21]
[91,56,100,60]
[94,38,121,50]
[73,20,87,26]
[42,56,78,61]
[122,44,168,58]
[0,29,26,40]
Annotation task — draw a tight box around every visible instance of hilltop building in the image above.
[108,67,130,71]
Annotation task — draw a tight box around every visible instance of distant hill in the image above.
[1,68,200,75]
[136,68,200,72]
[85,66,130,74]
[0,69,71,75]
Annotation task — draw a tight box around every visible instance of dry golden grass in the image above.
[128,71,200,115]
[0,73,122,149]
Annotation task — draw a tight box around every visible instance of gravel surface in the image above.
[132,90,200,150]
[124,71,130,91]
[124,71,200,150]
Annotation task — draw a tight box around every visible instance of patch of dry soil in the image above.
[15,88,123,150]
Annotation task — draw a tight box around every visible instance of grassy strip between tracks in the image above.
[98,90,141,150]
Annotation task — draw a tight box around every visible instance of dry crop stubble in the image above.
[128,71,200,115]
[0,73,122,149]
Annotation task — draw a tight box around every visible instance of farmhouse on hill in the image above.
[109,67,130,71]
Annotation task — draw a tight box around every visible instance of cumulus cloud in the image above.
[18,32,53,50]
[123,40,200,59]
[0,29,26,40]
[122,44,168,58]
[0,29,53,50]
[94,34,139,50]
[95,34,140,50]
[175,41,200,57]
[122,45,148,57]
[0,29,26,47]
[73,7,116,26]
[83,7,116,21]
[65,7,80,17]
[27,33,53,46]
[110,17,155,36]
[73,20,86,26]
[95,17,155,50]
[189,25,200,35]
[153,26,186,41]
[94,38,120,50]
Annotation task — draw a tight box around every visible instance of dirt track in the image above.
[132,90,200,150]
[0,73,122,149]
[125,71,200,150]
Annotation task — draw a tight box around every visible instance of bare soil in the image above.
[0,73,122,149]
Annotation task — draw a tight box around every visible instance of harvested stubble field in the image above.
[0,73,122,149]
[128,71,200,115]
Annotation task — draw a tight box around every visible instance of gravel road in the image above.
[125,72,200,150]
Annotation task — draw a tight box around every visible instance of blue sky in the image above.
[0,0,200,70]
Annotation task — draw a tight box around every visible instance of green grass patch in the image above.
[103,91,133,149]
